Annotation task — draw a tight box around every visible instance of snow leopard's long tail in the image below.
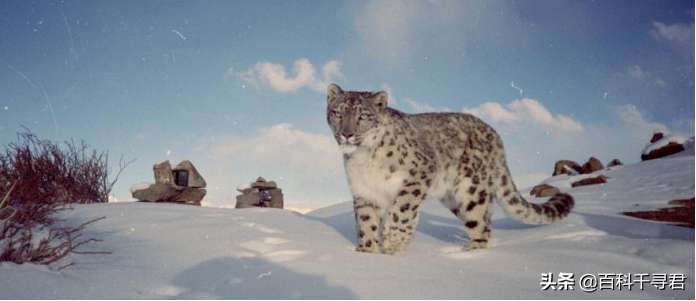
[494,164,574,225]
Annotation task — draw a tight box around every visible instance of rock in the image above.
[529,184,560,197]
[623,197,694,228]
[650,132,664,143]
[641,142,685,161]
[552,160,583,176]
[581,157,604,174]
[132,160,207,205]
[571,175,608,188]
[237,187,257,194]
[607,159,623,167]
[241,188,284,208]
[668,197,695,207]
[153,161,174,185]
[641,132,688,161]
[132,183,179,202]
[250,176,277,189]
[236,191,261,208]
[236,177,284,209]
[262,188,284,208]
[132,183,205,205]
[251,180,277,189]
[172,160,207,188]
[170,188,206,205]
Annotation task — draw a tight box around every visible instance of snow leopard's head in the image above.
[326,83,388,153]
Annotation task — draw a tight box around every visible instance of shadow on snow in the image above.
[171,256,357,299]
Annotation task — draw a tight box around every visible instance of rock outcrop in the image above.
[236,177,283,209]
[581,157,604,174]
[642,143,685,161]
[623,197,694,228]
[571,175,608,188]
[553,157,607,176]
[131,160,207,206]
[641,132,687,161]
[172,160,206,189]
[607,159,623,167]
[552,160,583,176]
[650,132,664,143]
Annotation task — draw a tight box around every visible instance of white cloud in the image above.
[622,65,667,87]
[353,0,419,65]
[350,1,497,66]
[613,104,668,138]
[197,123,349,211]
[236,58,343,93]
[626,65,647,80]
[650,19,695,65]
[403,97,451,113]
[211,123,340,171]
[462,98,584,133]
[651,21,695,45]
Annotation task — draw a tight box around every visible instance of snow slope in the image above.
[0,153,693,299]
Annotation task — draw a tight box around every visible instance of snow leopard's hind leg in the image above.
[444,177,494,250]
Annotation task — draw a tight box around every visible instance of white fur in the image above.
[344,147,405,211]
[426,170,449,203]
[339,145,358,155]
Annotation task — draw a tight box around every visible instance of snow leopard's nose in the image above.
[339,133,356,144]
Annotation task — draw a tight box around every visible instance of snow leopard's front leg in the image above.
[381,183,427,255]
[353,196,382,253]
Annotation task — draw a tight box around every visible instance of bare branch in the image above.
[0,181,16,209]
[0,129,113,268]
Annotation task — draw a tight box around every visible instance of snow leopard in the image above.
[325,83,574,254]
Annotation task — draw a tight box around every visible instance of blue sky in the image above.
[0,0,693,211]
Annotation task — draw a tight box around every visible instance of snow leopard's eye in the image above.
[330,109,341,118]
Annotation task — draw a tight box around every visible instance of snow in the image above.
[0,152,693,299]
[643,133,688,155]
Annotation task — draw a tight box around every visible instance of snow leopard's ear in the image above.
[372,90,388,109]
[327,83,343,105]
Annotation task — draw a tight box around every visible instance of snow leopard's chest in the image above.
[344,148,407,209]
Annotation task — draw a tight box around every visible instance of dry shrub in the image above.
[0,129,130,268]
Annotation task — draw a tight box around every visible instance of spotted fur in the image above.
[326,83,574,254]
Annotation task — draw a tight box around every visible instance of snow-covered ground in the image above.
[0,150,693,299]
